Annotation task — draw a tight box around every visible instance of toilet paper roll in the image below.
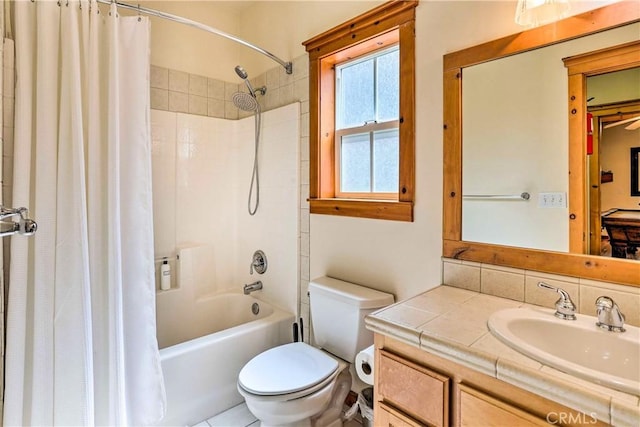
[355,344,375,385]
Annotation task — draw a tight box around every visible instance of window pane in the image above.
[338,60,374,129]
[377,49,399,122]
[341,133,371,192]
[373,129,399,192]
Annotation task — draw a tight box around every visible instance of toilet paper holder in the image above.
[360,360,372,375]
[355,344,375,386]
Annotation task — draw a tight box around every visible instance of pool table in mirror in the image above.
[601,209,640,259]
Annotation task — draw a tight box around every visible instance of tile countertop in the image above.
[365,285,640,427]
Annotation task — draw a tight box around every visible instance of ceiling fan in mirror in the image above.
[603,115,640,130]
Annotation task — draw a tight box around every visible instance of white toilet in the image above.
[237,276,394,427]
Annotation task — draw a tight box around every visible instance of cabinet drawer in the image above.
[378,401,426,427]
[379,350,450,427]
[458,385,548,427]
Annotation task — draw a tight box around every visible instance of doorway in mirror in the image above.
[585,69,640,258]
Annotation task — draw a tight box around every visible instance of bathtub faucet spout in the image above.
[244,280,263,295]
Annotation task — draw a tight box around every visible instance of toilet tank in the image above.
[309,276,394,362]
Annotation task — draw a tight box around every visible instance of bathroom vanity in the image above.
[366,286,640,426]
[374,337,605,427]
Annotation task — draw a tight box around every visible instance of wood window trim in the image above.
[303,0,417,222]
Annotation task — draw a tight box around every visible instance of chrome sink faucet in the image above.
[244,280,263,295]
[537,282,577,320]
[595,296,625,332]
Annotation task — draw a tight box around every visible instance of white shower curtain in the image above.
[4,1,166,425]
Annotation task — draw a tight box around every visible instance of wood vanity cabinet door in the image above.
[379,350,450,427]
[458,385,548,427]
[378,402,426,427]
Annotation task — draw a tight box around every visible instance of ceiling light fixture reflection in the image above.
[515,0,571,27]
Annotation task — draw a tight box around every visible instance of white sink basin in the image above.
[488,307,640,395]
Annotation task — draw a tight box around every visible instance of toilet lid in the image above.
[238,342,339,396]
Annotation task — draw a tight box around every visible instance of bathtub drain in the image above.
[251,302,260,315]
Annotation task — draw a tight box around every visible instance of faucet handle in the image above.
[250,250,267,275]
[595,296,625,332]
[537,282,577,320]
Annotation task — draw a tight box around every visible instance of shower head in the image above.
[235,65,249,80]
[232,86,266,112]
[233,91,259,112]
[235,65,257,97]
[232,65,267,112]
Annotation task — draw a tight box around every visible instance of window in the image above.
[303,1,416,221]
[335,46,399,199]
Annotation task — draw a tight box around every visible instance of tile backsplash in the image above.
[442,257,640,327]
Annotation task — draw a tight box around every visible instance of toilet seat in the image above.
[238,342,339,399]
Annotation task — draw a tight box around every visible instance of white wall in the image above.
[151,104,299,347]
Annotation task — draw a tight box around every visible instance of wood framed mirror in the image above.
[443,2,640,286]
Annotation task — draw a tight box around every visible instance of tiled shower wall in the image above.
[150,55,312,341]
[152,103,300,343]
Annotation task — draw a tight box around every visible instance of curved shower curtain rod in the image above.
[95,0,293,74]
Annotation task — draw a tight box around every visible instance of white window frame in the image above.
[334,45,400,200]
[335,121,399,199]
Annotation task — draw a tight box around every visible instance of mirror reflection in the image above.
[588,68,640,259]
[461,23,640,260]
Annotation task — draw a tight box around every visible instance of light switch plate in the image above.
[538,192,567,208]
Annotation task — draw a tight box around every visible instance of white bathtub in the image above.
[157,293,294,426]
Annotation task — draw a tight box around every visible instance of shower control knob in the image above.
[250,250,267,275]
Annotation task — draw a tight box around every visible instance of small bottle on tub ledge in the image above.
[160,257,171,291]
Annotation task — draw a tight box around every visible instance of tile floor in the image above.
[192,402,364,427]
[192,403,258,427]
